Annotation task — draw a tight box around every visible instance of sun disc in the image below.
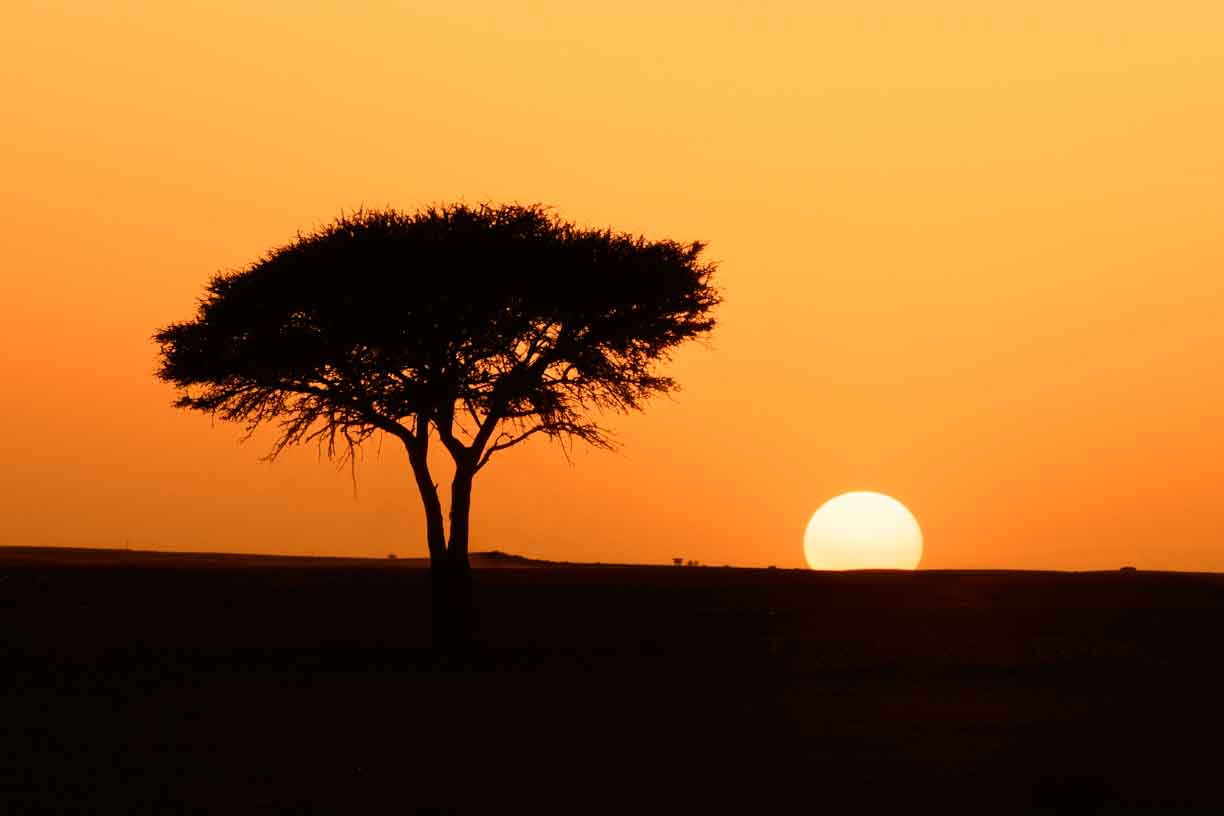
[803,491,923,570]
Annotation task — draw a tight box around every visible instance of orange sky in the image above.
[3,2,1222,569]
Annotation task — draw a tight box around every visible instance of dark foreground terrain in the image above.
[3,547,1223,814]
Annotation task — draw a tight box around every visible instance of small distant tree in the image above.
[154,204,719,630]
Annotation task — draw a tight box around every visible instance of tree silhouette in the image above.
[155,204,719,588]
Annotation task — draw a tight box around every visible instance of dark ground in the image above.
[2,547,1223,814]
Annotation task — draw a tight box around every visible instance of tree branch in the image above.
[476,424,547,471]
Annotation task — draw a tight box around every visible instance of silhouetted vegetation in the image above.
[154,204,719,636]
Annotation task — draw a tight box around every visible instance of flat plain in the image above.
[3,547,1222,814]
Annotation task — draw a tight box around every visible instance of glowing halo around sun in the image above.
[803,491,923,570]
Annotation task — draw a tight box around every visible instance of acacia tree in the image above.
[155,204,719,579]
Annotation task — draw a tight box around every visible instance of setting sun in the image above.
[804,491,923,570]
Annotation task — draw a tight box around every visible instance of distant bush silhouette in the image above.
[154,204,719,640]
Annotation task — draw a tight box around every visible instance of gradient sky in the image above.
[3,2,1222,569]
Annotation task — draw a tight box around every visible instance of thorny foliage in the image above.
[154,204,720,480]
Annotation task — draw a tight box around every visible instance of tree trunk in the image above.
[404,441,446,565]
[432,463,477,650]
[402,431,470,649]
[447,463,476,570]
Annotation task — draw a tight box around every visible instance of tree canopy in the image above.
[155,203,720,572]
